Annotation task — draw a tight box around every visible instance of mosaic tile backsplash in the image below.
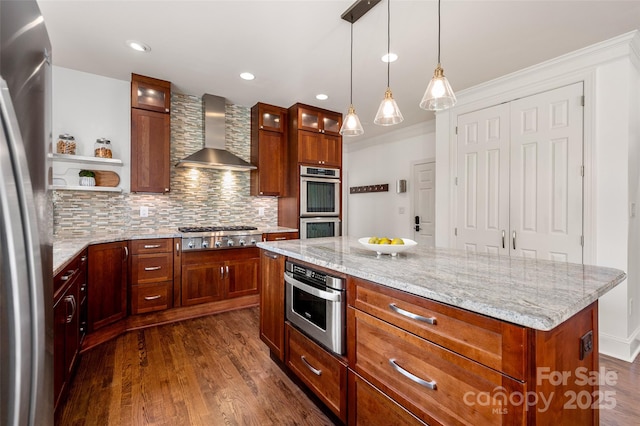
[53,94,278,237]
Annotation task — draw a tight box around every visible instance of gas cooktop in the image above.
[178,225,258,233]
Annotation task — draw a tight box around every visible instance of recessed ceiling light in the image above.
[316,94,329,101]
[240,72,255,81]
[381,53,398,63]
[126,40,151,52]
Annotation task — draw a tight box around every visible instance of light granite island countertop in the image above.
[257,236,626,331]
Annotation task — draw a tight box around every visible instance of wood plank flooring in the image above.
[58,307,639,425]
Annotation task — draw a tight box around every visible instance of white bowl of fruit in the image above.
[358,236,417,256]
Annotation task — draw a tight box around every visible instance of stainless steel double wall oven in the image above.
[299,165,341,239]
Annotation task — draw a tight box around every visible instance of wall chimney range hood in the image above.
[175,94,256,171]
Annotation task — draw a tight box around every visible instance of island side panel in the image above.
[529,301,599,425]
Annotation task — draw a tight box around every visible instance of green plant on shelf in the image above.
[78,170,95,178]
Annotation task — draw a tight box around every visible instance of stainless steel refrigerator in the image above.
[0,0,53,425]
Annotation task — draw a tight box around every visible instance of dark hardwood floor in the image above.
[58,307,639,425]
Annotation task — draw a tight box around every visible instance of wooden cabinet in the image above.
[88,242,128,332]
[289,103,342,167]
[297,131,341,167]
[251,103,287,196]
[54,249,86,416]
[347,276,602,425]
[131,73,171,193]
[130,238,174,314]
[295,105,342,136]
[259,249,285,361]
[262,231,299,242]
[181,248,259,306]
[286,323,348,423]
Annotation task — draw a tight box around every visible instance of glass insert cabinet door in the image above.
[258,105,284,133]
[298,107,342,135]
[131,74,171,113]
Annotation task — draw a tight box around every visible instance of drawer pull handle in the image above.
[60,269,75,281]
[144,244,162,249]
[300,355,322,376]
[274,237,286,241]
[144,295,162,301]
[389,359,437,390]
[264,252,279,260]
[144,266,162,271]
[389,303,437,325]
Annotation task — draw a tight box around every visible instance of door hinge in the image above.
[581,96,585,107]
[581,165,584,177]
[454,227,458,236]
[454,177,458,186]
[455,126,458,135]
[581,235,584,247]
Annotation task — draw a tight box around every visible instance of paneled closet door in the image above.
[509,82,584,263]
[456,103,510,255]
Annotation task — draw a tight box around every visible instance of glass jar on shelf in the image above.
[94,138,113,158]
[56,134,76,155]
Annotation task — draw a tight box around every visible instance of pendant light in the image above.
[340,21,364,136]
[374,0,403,126]
[420,0,456,111]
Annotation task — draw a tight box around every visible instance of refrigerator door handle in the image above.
[0,77,46,425]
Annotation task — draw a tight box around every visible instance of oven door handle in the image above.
[284,273,341,302]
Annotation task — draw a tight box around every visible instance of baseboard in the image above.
[599,326,640,362]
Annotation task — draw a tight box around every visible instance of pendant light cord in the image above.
[437,0,441,64]
[350,21,354,105]
[386,0,390,87]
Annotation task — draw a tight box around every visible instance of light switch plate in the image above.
[140,206,149,217]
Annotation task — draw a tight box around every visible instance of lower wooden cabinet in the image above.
[88,242,128,332]
[181,248,259,306]
[54,249,86,417]
[286,323,348,423]
[348,371,428,426]
[130,239,174,315]
[259,249,285,360]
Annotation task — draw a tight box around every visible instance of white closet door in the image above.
[456,103,510,254]
[509,82,583,263]
[413,161,436,247]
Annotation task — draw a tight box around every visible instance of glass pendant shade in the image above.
[420,64,457,111]
[340,105,364,136]
[374,88,403,126]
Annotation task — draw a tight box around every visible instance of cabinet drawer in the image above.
[131,253,173,284]
[350,308,525,426]
[131,281,171,314]
[348,277,527,380]
[263,231,299,241]
[285,323,347,423]
[130,238,173,254]
[349,371,429,426]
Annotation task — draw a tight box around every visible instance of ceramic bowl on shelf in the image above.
[358,237,417,256]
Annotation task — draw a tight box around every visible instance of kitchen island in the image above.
[257,236,626,425]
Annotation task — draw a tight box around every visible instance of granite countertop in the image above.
[257,236,626,331]
[54,225,299,276]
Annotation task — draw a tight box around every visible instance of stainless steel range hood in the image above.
[175,94,256,171]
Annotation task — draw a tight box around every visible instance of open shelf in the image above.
[51,185,122,193]
[50,153,123,166]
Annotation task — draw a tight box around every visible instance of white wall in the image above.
[52,66,131,190]
[344,121,435,239]
[434,31,640,361]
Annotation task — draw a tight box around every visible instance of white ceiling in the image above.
[37,1,640,142]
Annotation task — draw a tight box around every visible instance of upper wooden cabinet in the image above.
[131,73,171,193]
[294,105,342,136]
[131,73,171,113]
[288,103,343,167]
[251,103,287,196]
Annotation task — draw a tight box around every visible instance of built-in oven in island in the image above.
[285,260,346,355]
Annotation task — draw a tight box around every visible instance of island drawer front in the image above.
[285,323,347,423]
[131,281,171,314]
[349,307,526,426]
[130,238,173,254]
[131,253,174,284]
[348,371,430,426]
[348,277,527,380]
